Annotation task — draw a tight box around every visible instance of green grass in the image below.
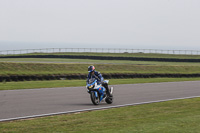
[1,52,200,76]
[1,58,200,66]
[11,52,200,59]
[0,62,200,76]
[1,78,200,90]
[1,97,200,132]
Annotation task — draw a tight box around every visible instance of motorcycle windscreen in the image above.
[89,78,96,84]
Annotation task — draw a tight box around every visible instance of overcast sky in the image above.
[0,0,200,50]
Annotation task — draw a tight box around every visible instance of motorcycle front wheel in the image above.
[90,91,100,105]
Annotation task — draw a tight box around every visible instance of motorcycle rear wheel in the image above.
[105,96,113,104]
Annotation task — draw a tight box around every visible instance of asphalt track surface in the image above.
[0,81,200,121]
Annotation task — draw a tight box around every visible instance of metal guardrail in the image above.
[0,48,200,55]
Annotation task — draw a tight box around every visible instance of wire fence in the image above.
[0,48,200,55]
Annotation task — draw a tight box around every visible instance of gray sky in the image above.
[0,0,200,50]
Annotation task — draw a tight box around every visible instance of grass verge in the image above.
[1,58,200,66]
[1,78,200,90]
[1,62,200,75]
[1,97,200,132]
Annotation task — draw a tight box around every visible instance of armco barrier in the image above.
[0,55,200,62]
[1,73,200,82]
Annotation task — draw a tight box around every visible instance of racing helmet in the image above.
[88,65,95,73]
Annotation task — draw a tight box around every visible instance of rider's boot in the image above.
[103,83,113,97]
[106,89,113,97]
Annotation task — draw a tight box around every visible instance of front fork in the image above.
[94,91,98,98]
[95,89,104,101]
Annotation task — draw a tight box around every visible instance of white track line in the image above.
[1,96,200,122]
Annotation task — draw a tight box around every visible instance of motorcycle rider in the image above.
[86,65,112,97]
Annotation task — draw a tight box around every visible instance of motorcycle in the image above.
[86,79,114,105]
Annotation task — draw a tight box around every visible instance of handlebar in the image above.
[87,80,97,87]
